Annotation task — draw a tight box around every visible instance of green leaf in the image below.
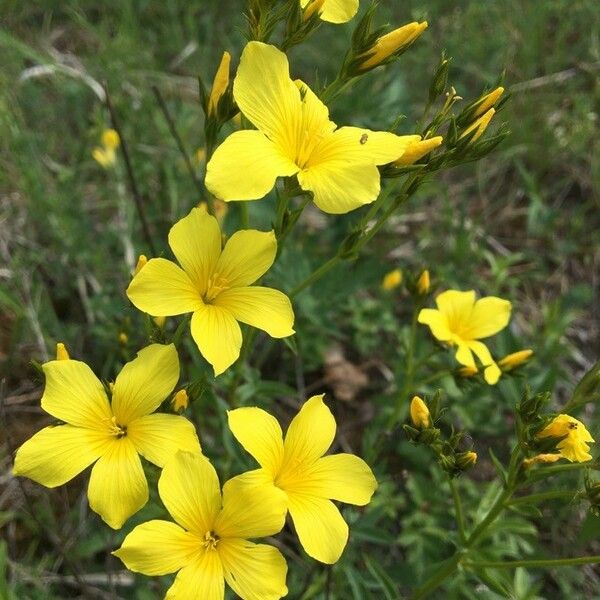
[363,553,398,600]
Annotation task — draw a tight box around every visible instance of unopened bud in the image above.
[382,269,403,291]
[498,349,533,371]
[101,129,120,151]
[410,396,431,429]
[474,87,504,117]
[522,453,561,468]
[394,137,443,167]
[118,332,128,345]
[134,255,148,276]
[208,51,231,117]
[456,450,478,470]
[171,389,189,413]
[429,58,450,102]
[416,270,430,295]
[56,343,70,361]
[459,108,495,145]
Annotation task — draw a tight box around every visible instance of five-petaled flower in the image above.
[114,451,288,600]
[537,414,595,463]
[12,344,201,529]
[205,41,419,214]
[126,207,295,376]
[418,289,511,384]
[301,0,358,23]
[226,395,377,564]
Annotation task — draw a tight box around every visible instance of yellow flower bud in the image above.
[118,332,128,345]
[474,87,504,117]
[456,450,478,470]
[360,21,428,71]
[498,349,533,371]
[394,136,443,167]
[303,0,326,20]
[153,316,167,328]
[458,365,478,378]
[410,396,431,429]
[460,108,495,145]
[101,129,121,151]
[416,269,430,295]
[134,255,148,276]
[523,453,561,468]
[382,269,403,291]
[171,389,189,413]
[92,147,116,168]
[56,342,70,361]
[208,51,231,116]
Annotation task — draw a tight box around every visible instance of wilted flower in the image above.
[536,414,594,463]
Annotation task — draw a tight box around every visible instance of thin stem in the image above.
[527,461,597,483]
[103,83,156,254]
[290,255,341,297]
[320,74,355,105]
[240,201,250,229]
[449,477,467,544]
[465,556,600,569]
[419,369,452,386]
[508,490,577,506]
[410,552,463,600]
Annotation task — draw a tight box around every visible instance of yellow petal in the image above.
[215,478,287,539]
[191,305,242,376]
[455,341,476,368]
[227,407,284,474]
[287,493,348,563]
[40,359,112,428]
[88,439,148,529]
[465,296,512,339]
[127,258,203,316]
[417,308,452,341]
[435,289,477,324]
[214,287,295,339]
[317,0,359,23]
[158,451,221,536]
[483,362,502,385]
[113,520,202,575]
[466,340,495,367]
[216,230,277,288]
[295,454,377,505]
[208,50,231,116]
[219,539,288,600]
[205,130,298,201]
[168,207,221,296]
[128,413,201,468]
[111,344,180,424]
[166,552,224,600]
[13,425,110,487]
[283,395,335,468]
[232,41,301,152]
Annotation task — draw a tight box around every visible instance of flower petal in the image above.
[287,493,348,564]
[467,340,495,367]
[166,552,224,600]
[215,478,287,539]
[168,207,222,296]
[126,258,203,316]
[128,413,201,468]
[227,407,284,474]
[13,425,110,487]
[417,308,452,341]
[301,0,359,24]
[205,130,298,201]
[484,362,502,385]
[219,539,288,600]
[214,287,294,339]
[40,359,111,428]
[190,305,243,376]
[88,438,148,529]
[283,395,335,467]
[158,451,221,536]
[466,296,512,339]
[233,41,301,152]
[454,342,476,368]
[435,290,476,326]
[216,230,277,288]
[295,453,377,506]
[111,344,180,424]
[113,520,202,575]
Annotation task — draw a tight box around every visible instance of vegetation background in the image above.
[0,0,598,598]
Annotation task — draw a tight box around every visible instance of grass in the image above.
[0,0,599,597]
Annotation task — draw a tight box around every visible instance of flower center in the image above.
[202,531,219,551]
[107,416,127,438]
[204,273,229,302]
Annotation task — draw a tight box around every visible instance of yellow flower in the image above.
[114,451,288,600]
[523,453,562,468]
[474,87,504,117]
[394,136,443,167]
[410,396,430,429]
[416,269,430,295]
[300,0,358,23]
[171,389,189,413]
[208,51,231,117]
[359,21,428,71]
[205,42,419,214]
[536,414,594,463]
[126,207,295,376]
[460,108,495,144]
[382,268,402,291]
[226,395,377,564]
[93,129,120,168]
[418,289,511,385]
[12,344,201,529]
[498,349,533,371]
[101,129,120,150]
[55,342,70,360]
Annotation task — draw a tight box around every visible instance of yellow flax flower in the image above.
[410,396,430,429]
[536,414,595,463]
[382,268,402,291]
[460,108,495,144]
[394,136,443,167]
[12,344,201,529]
[92,128,120,168]
[205,42,419,214]
[208,51,231,117]
[300,0,358,23]
[114,451,288,600]
[418,289,511,385]
[126,207,295,376]
[359,21,428,71]
[226,395,377,564]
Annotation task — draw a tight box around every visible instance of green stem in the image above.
[508,490,577,506]
[419,369,452,386]
[290,255,341,298]
[320,75,355,105]
[449,477,467,544]
[410,553,463,600]
[240,201,249,229]
[465,488,512,549]
[527,461,597,483]
[465,556,600,569]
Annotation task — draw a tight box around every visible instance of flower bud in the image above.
[118,332,128,345]
[429,57,450,102]
[359,21,428,71]
[410,396,431,429]
[522,453,561,468]
[101,129,121,151]
[382,269,403,291]
[498,349,533,371]
[171,389,189,413]
[474,87,504,117]
[56,342,70,361]
[459,108,495,145]
[394,137,443,167]
[134,255,148,276]
[208,51,231,117]
[456,450,477,470]
[416,269,430,295]
[303,0,326,21]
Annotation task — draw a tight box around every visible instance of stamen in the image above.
[204,274,229,302]
[202,531,219,550]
